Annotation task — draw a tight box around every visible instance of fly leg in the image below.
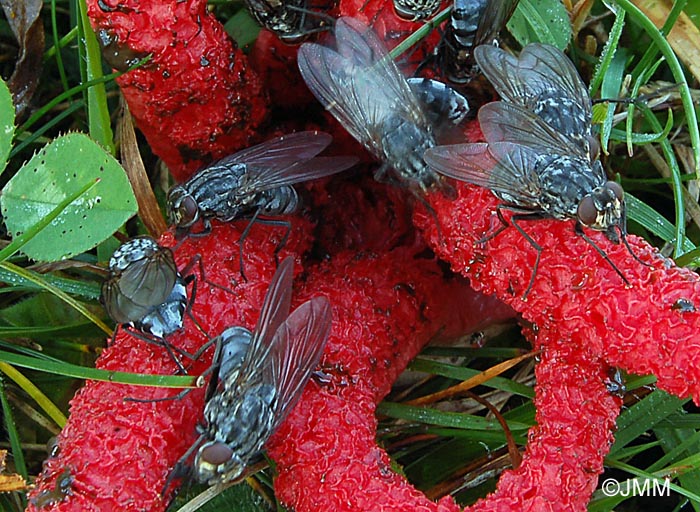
[238,209,291,281]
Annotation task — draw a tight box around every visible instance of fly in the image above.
[169,257,331,490]
[167,131,356,277]
[100,236,203,371]
[244,0,331,43]
[298,16,467,194]
[424,43,643,297]
[436,0,520,85]
[393,0,441,21]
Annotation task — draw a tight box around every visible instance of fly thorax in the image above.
[258,186,299,215]
[198,383,277,484]
[218,327,252,382]
[538,155,602,219]
[530,91,592,143]
[380,116,438,190]
[576,181,625,238]
[108,236,160,272]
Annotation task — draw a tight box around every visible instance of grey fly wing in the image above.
[474,0,520,47]
[214,131,334,171]
[266,296,332,428]
[298,43,379,153]
[516,43,591,118]
[333,17,426,127]
[113,248,178,310]
[479,102,586,158]
[474,45,529,103]
[424,141,544,207]
[249,257,294,358]
[244,155,358,191]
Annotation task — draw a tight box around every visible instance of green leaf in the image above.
[506,0,572,49]
[0,77,14,175]
[0,132,137,261]
[224,9,261,49]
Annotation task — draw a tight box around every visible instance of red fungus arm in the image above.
[86,0,268,180]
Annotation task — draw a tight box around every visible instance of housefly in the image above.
[424,43,640,297]
[393,0,441,21]
[100,236,198,370]
[298,16,466,194]
[170,257,332,489]
[425,0,519,85]
[244,0,331,43]
[167,131,356,237]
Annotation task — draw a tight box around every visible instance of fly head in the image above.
[166,185,200,231]
[576,180,625,243]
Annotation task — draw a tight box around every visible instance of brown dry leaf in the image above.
[632,0,700,84]
[0,449,27,492]
[0,0,44,117]
[117,98,168,238]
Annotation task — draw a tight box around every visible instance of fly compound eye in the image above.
[605,181,624,201]
[200,442,234,466]
[577,195,598,227]
[176,195,199,228]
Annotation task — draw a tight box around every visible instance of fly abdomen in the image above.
[450,0,486,48]
[257,186,299,216]
[393,0,441,20]
[131,276,188,339]
[379,115,438,191]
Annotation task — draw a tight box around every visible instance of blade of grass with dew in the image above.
[0,261,111,336]
[626,194,695,253]
[389,6,451,60]
[0,362,66,427]
[599,50,627,153]
[0,377,27,482]
[615,0,700,174]
[653,424,700,502]
[76,0,114,153]
[0,349,196,388]
[625,56,666,155]
[50,0,70,93]
[589,1,626,97]
[639,104,687,257]
[610,389,689,456]
[10,101,84,159]
[608,110,673,144]
[377,402,531,432]
[15,56,150,137]
[0,264,101,301]
[506,0,572,48]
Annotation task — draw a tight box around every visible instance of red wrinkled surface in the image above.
[29,0,700,511]
[86,0,268,180]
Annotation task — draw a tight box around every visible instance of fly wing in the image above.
[516,43,592,119]
[473,0,520,47]
[424,141,545,208]
[266,296,332,429]
[474,44,529,103]
[113,248,178,310]
[214,131,334,171]
[298,17,432,160]
[248,257,294,359]
[475,43,592,124]
[243,155,358,191]
[298,43,380,154]
[479,101,586,158]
